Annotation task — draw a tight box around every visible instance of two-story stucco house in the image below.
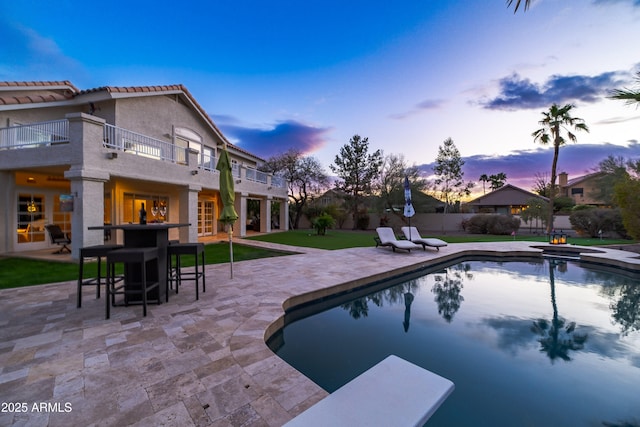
[558,171,607,207]
[0,81,288,259]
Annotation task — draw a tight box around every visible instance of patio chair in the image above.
[375,227,421,252]
[45,224,71,254]
[401,227,448,251]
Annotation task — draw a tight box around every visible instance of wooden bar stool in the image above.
[106,247,160,319]
[167,243,206,301]
[77,244,123,308]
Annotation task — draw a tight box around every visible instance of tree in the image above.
[479,174,489,194]
[260,149,329,229]
[521,197,549,233]
[532,104,589,233]
[377,153,428,218]
[489,172,507,190]
[592,155,629,206]
[614,161,640,240]
[532,172,550,197]
[507,0,532,13]
[330,135,383,228]
[433,138,474,214]
[610,71,640,107]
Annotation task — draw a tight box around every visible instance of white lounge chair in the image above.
[375,227,421,252]
[401,227,448,251]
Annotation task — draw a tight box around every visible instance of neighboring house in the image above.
[0,81,288,259]
[313,189,347,209]
[465,184,548,215]
[558,172,607,207]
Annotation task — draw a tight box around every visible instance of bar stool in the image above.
[77,244,123,308]
[167,243,206,301]
[106,247,160,319]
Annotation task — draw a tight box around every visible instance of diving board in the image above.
[284,355,454,427]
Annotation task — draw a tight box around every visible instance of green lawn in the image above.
[0,243,292,289]
[247,229,634,249]
[1,231,634,289]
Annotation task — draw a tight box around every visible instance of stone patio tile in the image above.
[0,242,637,426]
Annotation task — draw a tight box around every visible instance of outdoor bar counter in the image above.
[88,223,190,301]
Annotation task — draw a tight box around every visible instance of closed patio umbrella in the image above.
[216,146,239,278]
[404,175,415,240]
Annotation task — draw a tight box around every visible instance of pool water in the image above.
[268,258,640,426]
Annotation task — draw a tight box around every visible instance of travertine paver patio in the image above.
[1,241,638,426]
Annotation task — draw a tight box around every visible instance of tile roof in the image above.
[467,184,548,205]
[0,80,78,106]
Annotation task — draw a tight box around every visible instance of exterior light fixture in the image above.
[191,170,198,175]
[107,152,118,159]
[549,231,567,245]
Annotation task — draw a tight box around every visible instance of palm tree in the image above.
[610,71,640,107]
[479,174,489,194]
[507,0,533,13]
[532,104,589,233]
[531,259,588,362]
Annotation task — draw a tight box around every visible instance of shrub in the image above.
[312,213,335,235]
[463,214,521,235]
[569,207,628,238]
[356,209,370,230]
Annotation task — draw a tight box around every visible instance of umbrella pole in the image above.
[229,223,234,279]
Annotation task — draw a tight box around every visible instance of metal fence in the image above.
[103,124,186,163]
[0,119,69,149]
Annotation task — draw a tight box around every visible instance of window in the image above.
[17,193,46,243]
[571,188,584,196]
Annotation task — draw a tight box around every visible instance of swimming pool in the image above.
[268,257,640,426]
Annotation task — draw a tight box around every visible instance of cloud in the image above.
[216,119,332,159]
[419,141,640,191]
[389,98,446,120]
[481,71,625,111]
[592,0,640,6]
[0,21,84,80]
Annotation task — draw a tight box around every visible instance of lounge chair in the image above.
[401,227,447,251]
[375,227,421,252]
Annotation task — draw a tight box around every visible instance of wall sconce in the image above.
[191,170,199,175]
[235,179,241,184]
[107,152,118,160]
[267,186,272,190]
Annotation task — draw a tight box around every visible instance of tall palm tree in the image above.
[506,0,533,13]
[531,259,588,362]
[610,71,640,107]
[532,104,589,233]
[479,174,489,194]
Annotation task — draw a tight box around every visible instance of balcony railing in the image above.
[199,154,218,172]
[245,168,269,184]
[104,124,186,163]
[0,119,69,149]
[1,119,288,189]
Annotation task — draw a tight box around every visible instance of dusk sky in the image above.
[2,0,639,196]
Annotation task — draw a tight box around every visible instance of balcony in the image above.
[0,120,287,190]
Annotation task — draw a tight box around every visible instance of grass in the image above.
[0,242,292,289]
[1,231,634,289]
[247,228,635,249]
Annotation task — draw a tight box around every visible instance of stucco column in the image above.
[281,198,289,231]
[179,184,201,242]
[264,197,272,233]
[237,193,247,237]
[65,173,109,259]
[0,171,14,253]
[64,113,109,259]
